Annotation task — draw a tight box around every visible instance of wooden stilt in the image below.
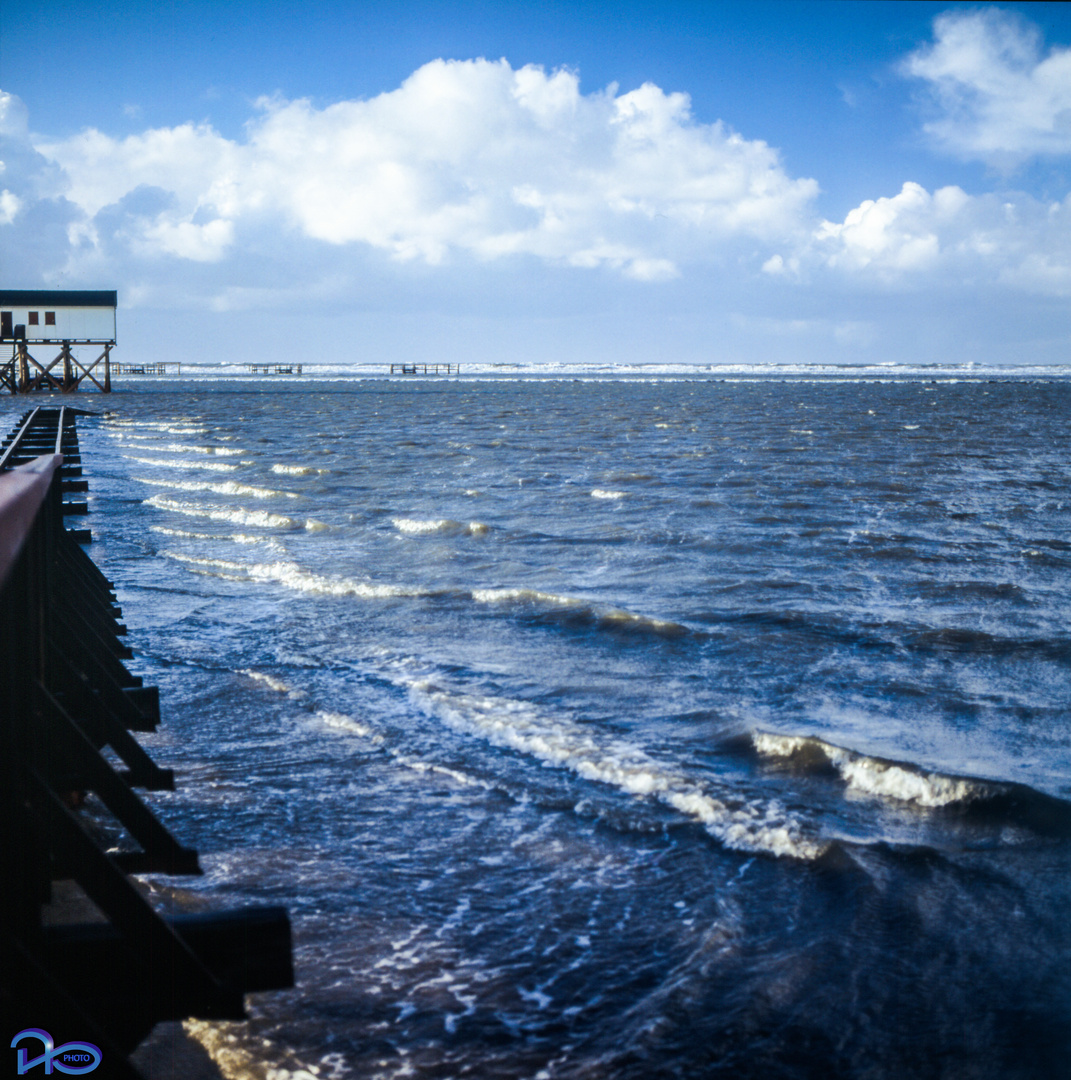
[62,342,74,392]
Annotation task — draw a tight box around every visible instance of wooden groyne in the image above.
[390,363,458,375]
[0,407,293,1076]
[248,364,303,376]
[112,363,179,377]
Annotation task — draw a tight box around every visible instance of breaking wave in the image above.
[272,463,329,476]
[239,669,293,694]
[136,476,299,499]
[315,710,382,740]
[392,517,490,536]
[164,552,429,599]
[126,455,239,472]
[145,494,307,530]
[471,587,688,637]
[753,731,1071,836]
[408,678,825,859]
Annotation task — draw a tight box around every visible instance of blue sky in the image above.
[2,1,1070,366]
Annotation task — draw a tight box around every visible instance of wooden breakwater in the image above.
[389,363,458,375]
[0,407,293,1077]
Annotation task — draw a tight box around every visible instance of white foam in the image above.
[146,495,302,530]
[753,732,998,808]
[591,489,626,500]
[272,463,329,476]
[110,439,245,457]
[126,455,239,473]
[315,710,381,740]
[396,757,485,787]
[136,476,299,499]
[471,586,578,607]
[149,525,283,548]
[106,420,207,436]
[239,669,291,693]
[392,517,489,536]
[163,552,428,599]
[406,679,824,859]
[470,587,686,635]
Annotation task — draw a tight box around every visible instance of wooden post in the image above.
[103,344,111,392]
[62,342,74,392]
[17,342,30,392]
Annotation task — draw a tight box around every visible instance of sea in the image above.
[20,363,1071,1079]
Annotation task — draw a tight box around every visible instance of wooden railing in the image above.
[0,408,293,1074]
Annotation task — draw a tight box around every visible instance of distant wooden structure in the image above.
[112,362,178,376]
[248,363,303,376]
[0,290,117,393]
[390,363,458,376]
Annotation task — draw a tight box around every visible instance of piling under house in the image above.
[0,291,118,393]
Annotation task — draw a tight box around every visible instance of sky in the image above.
[1,0,1070,367]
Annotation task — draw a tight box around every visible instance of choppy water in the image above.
[32,375,1071,1078]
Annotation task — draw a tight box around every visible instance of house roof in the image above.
[0,290,117,308]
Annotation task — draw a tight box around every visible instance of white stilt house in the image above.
[1,290,117,393]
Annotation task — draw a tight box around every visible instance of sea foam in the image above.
[754,731,999,808]
[407,678,825,859]
[393,517,489,536]
[136,476,299,499]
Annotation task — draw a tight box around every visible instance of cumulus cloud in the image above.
[904,8,1071,166]
[4,44,1070,317]
[774,180,1071,296]
[31,59,818,280]
[0,189,21,224]
[0,90,29,137]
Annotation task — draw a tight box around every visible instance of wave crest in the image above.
[409,680,825,859]
[146,495,303,530]
[137,476,299,499]
[752,731,1071,836]
[392,517,489,536]
[471,587,687,637]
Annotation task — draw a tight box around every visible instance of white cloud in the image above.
[0,189,21,224]
[805,181,1071,295]
[0,90,29,137]
[32,59,818,278]
[135,217,235,261]
[2,39,1070,340]
[904,8,1071,165]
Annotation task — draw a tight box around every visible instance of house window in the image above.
[45,311,56,325]
[28,312,39,325]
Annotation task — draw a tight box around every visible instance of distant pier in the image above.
[248,363,303,376]
[390,363,458,375]
[112,362,179,376]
